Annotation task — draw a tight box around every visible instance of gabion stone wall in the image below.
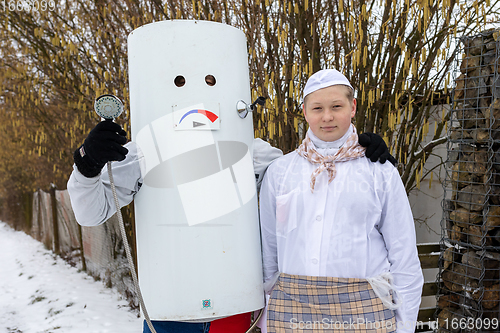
[440,29,500,332]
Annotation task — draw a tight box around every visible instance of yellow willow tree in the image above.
[0,1,146,192]
[0,0,238,225]
[0,0,497,213]
[0,0,238,197]
[240,0,499,193]
[0,1,131,224]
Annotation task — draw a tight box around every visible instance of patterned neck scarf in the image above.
[296,126,365,193]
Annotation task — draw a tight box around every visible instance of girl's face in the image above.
[303,85,356,142]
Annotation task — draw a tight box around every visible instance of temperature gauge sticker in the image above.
[173,103,220,130]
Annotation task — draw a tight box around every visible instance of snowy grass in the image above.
[0,221,143,333]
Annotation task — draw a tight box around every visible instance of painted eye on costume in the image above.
[205,75,216,86]
[174,75,185,87]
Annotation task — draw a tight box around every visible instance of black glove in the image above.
[73,120,128,178]
[358,132,397,166]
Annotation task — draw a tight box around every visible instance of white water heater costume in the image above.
[67,20,284,322]
[128,20,265,321]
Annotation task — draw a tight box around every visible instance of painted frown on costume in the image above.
[128,20,264,321]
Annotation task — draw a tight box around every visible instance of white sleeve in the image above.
[67,142,143,226]
[253,138,283,192]
[378,167,424,333]
[259,164,279,294]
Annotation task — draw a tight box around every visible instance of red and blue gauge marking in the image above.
[179,109,218,124]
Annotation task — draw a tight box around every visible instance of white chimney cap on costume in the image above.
[303,69,353,100]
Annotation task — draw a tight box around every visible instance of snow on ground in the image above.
[0,221,143,333]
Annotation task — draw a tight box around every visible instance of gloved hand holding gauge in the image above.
[73,95,128,178]
[75,93,159,333]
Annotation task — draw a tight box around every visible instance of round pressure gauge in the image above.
[94,94,124,120]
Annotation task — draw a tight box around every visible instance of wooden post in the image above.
[78,224,86,271]
[50,184,60,255]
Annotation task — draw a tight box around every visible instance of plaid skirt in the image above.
[267,273,397,333]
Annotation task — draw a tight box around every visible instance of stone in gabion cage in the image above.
[440,29,500,332]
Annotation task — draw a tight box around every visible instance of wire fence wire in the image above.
[439,29,500,333]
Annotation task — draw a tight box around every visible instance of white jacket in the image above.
[259,129,424,333]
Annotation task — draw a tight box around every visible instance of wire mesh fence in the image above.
[440,29,500,332]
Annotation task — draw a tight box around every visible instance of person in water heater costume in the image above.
[67,106,394,333]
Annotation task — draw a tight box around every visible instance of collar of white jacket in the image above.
[307,124,354,154]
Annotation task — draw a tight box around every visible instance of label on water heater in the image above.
[201,299,213,310]
[173,103,220,131]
